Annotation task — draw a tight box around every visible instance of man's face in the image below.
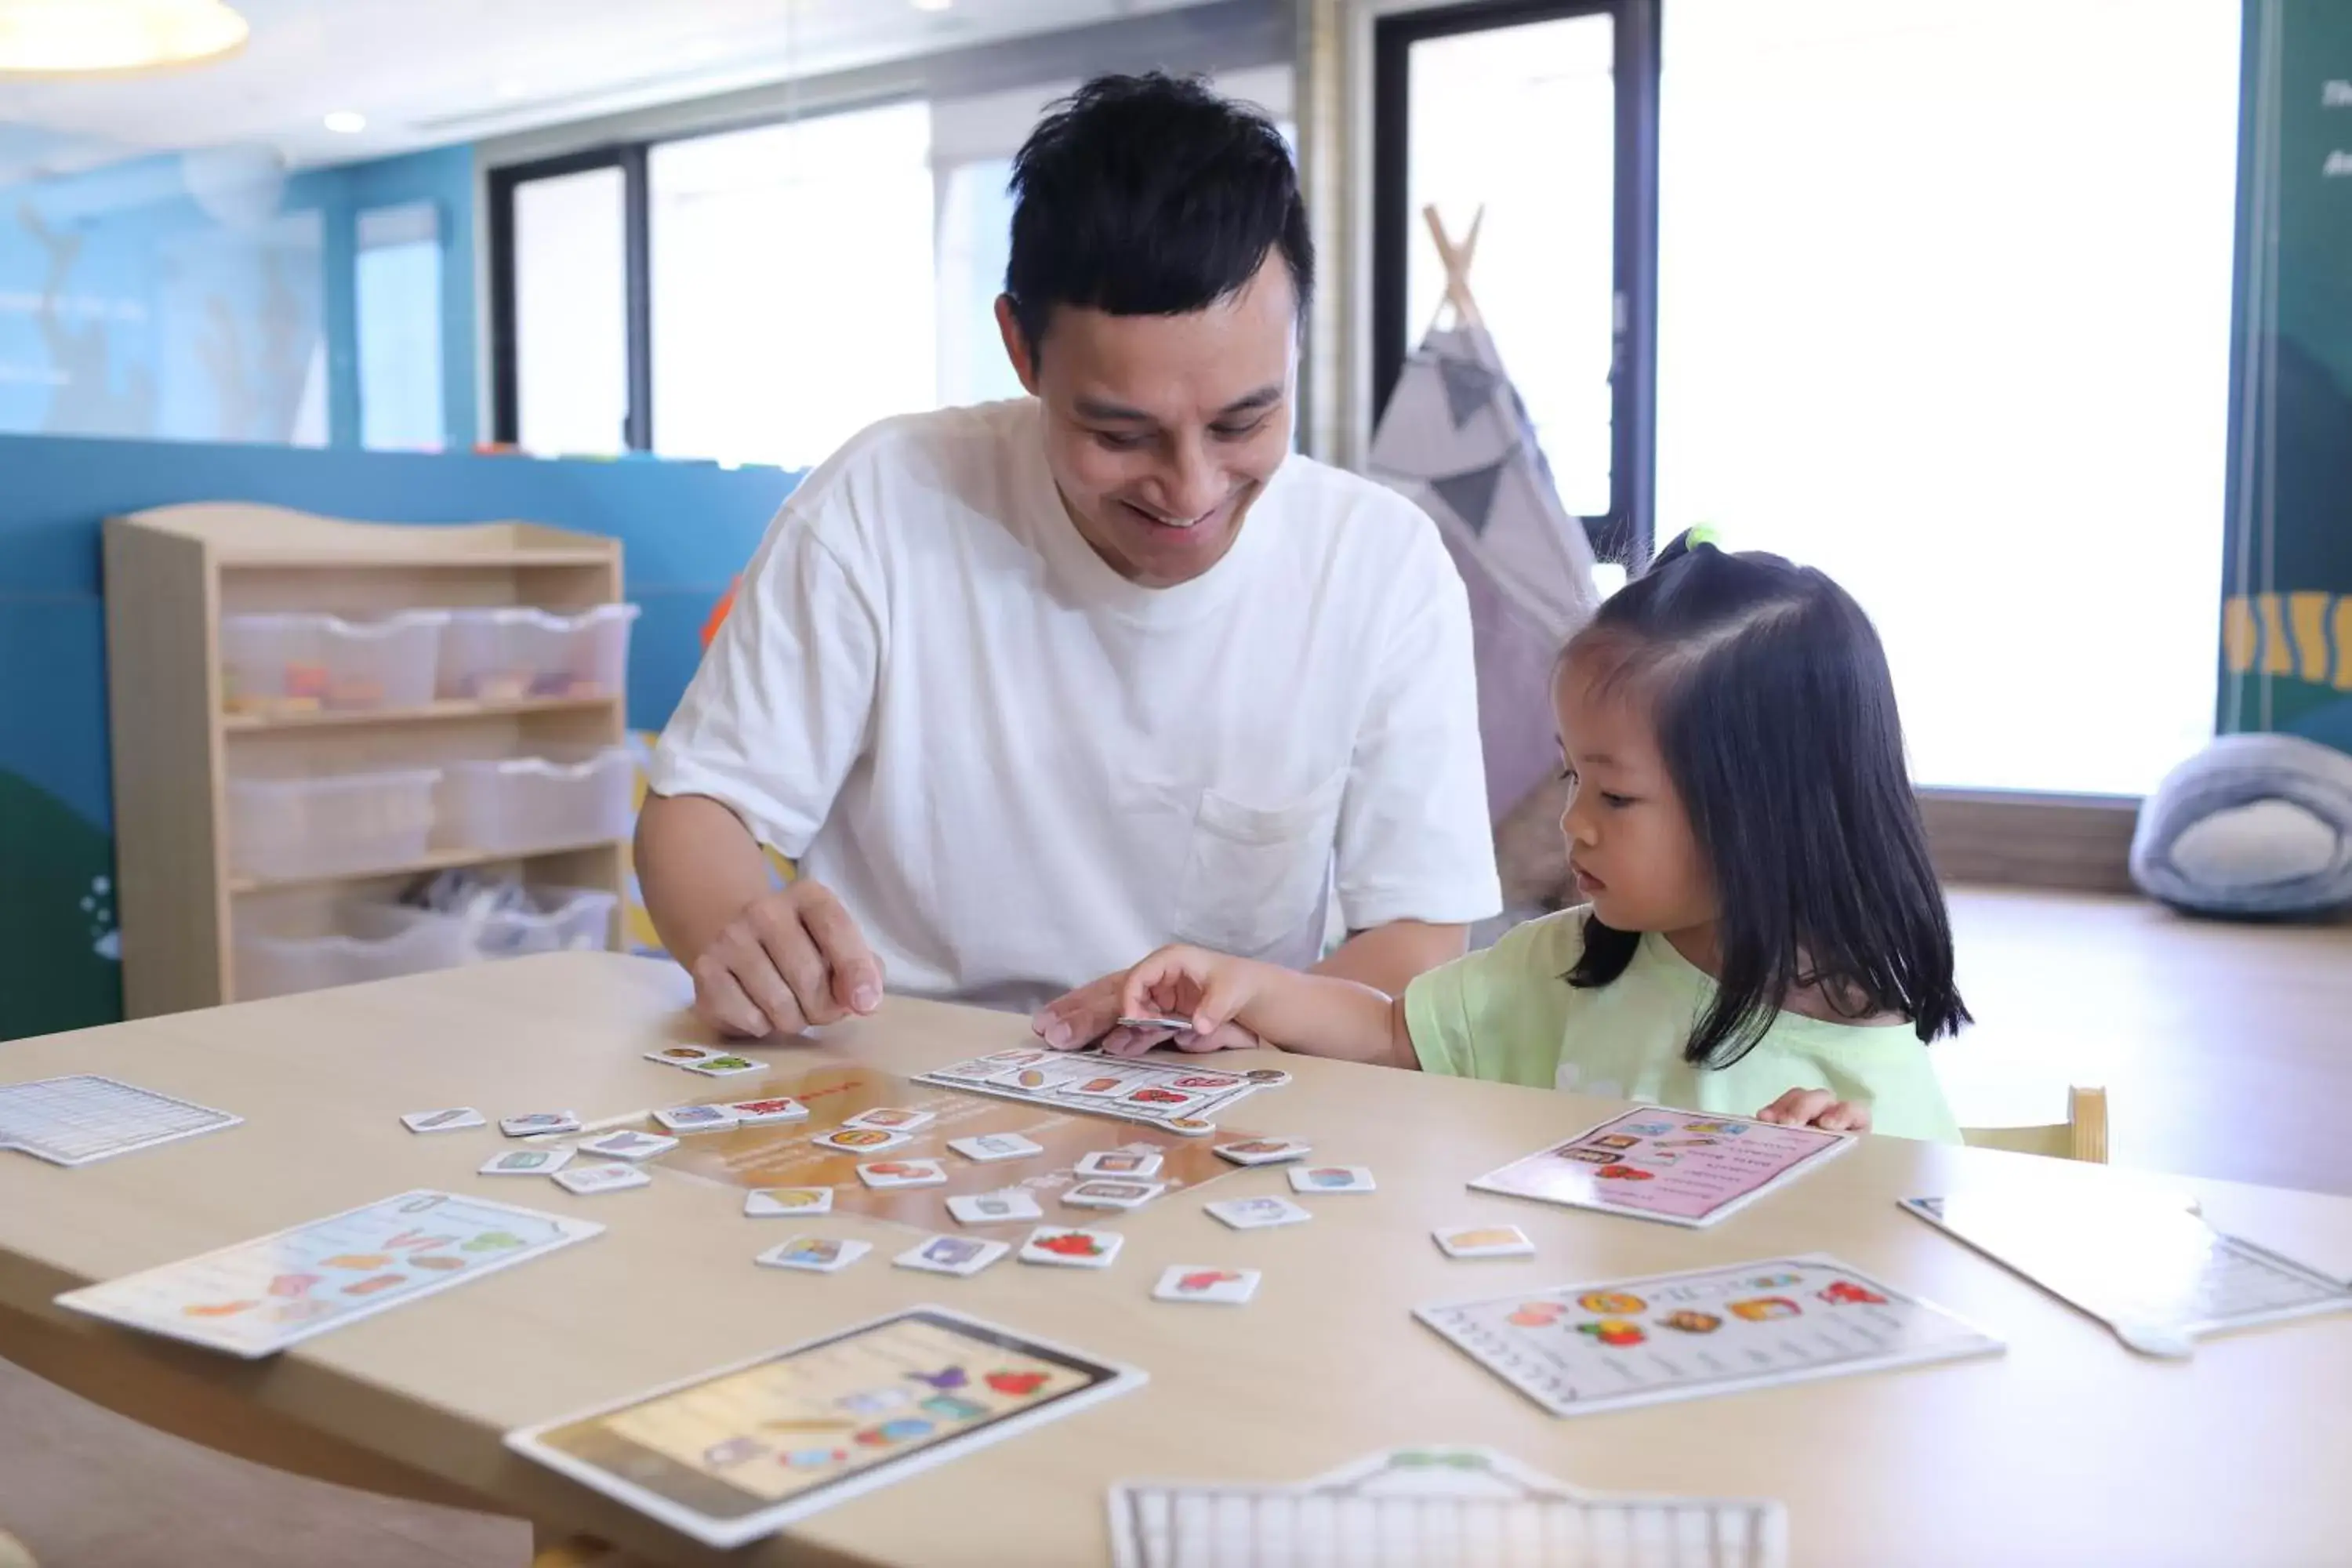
[997,254,1297,588]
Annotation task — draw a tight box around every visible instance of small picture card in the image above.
[725,1097,809,1125]
[580,1129,679,1162]
[745,1187,833,1218]
[481,1146,573,1177]
[500,1111,581,1138]
[1062,1179,1167,1211]
[1118,1086,1207,1115]
[1115,1014,1192,1032]
[642,1045,728,1068]
[1152,1265,1261,1305]
[1435,1225,1537,1260]
[980,1047,1053,1067]
[684,1054,768,1079]
[1076,1149,1164,1180]
[893,1235,1011,1277]
[1021,1226,1123,1269]
[927,1057,1007,1083]
[1214,1137,1309,1167]
[947,1190,1044,1225]
[1061,1071,1136,1099]
[755,1236,870,1274]
[844,1107,935,1132]
[811,1127,913,1155]
[401,1107,485,1134]
[989,1064,1074,1093]
[948,1132,1044,1163]
[856,1158,948,1190]
[1205,1196,1311,1231]
[1159,1116,1218,1138]
[1161,1071,1247,1094]
[1288,1164,1376,1194]
[555,1162,652,1196]
[655,1104,739,1133]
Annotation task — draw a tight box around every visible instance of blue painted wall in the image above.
[0,432,799,1040]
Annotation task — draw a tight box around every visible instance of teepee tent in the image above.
[1367,207,1603,831]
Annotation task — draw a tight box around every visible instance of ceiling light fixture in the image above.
[911,0,953,11]
[0,0,249,76]
[323,110,366,134]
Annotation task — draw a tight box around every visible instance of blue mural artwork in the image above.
[1,143,478,452]
[0,430,800,1040]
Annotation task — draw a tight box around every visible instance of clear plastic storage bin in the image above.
[235,902,475,1000]
[473,885,619,959]
[227,768,441,881]
[438,604,639,702]
[220,610,448,716]
[438,749,633,854]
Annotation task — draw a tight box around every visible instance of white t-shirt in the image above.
[648,398,1501,1012]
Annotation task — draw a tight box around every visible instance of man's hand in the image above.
[1755,1088,1871,1133]
[690,880,885,1038]
[1032,969,1263,1059]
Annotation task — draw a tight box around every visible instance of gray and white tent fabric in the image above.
[1368,321,1602,828]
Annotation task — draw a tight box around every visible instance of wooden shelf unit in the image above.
[103,503,630,1018]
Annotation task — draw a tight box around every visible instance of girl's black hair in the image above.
[1563,531,1970,1065]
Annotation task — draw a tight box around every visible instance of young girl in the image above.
[1109,532,1970,1142]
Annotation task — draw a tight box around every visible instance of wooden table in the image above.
[3,953,2349,1567]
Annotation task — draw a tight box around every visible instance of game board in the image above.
[913,1046,1290,1135]
[54,1190,600,1357]
[1110,1445,1786,1568]
[1415,1254,2001,1418]
[652,1059,1245,1228]
[1468,1106,1850,1229]
[1903,1191,2352,1348]
[507,1306,1144,1548]
[0,1074,241,1167]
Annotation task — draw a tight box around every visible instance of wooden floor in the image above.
[1937,886,2352,1196]
[4,884,2349,1564]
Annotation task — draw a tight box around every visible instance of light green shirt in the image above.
[1403,909,1962,1143]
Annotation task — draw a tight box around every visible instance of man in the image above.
[638,72,1500,1051]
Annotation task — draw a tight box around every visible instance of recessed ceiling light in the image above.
[0,0,249,75]
[911,0,952,11]
[494,76,527,100]
[322,110,366,134]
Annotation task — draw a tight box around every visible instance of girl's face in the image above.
[1553,653,1716,939]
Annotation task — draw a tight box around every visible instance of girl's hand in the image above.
[1110,945,1267,1057]
[1032,971,1262,1056]
[1755,1088,1871,1133]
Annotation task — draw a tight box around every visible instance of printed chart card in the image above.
[0,1074,241,1167]
[507,1306,1145,1549]
[1111,1445,1786,1568]
[1469,1108,1850,1228]
[1415,1254,2000,1418]
[54,1190,601,1358]
[915,1047,1290,1134]
[1902,1192,2352,1341]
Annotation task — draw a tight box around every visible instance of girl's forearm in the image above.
[1231,965,1419,1070]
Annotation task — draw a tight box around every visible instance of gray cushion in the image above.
[2131,732,2352,916]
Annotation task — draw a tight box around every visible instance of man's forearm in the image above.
[634,793,779,965]
[1310,919,1468,999]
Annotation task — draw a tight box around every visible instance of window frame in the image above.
[1369,0,1660,564]
[486,146,652,452]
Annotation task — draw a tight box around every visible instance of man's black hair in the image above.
[1562,532,1972,1065]
[1005,71,1312,350]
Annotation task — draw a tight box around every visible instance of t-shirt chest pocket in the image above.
[1171,770,1347,962]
